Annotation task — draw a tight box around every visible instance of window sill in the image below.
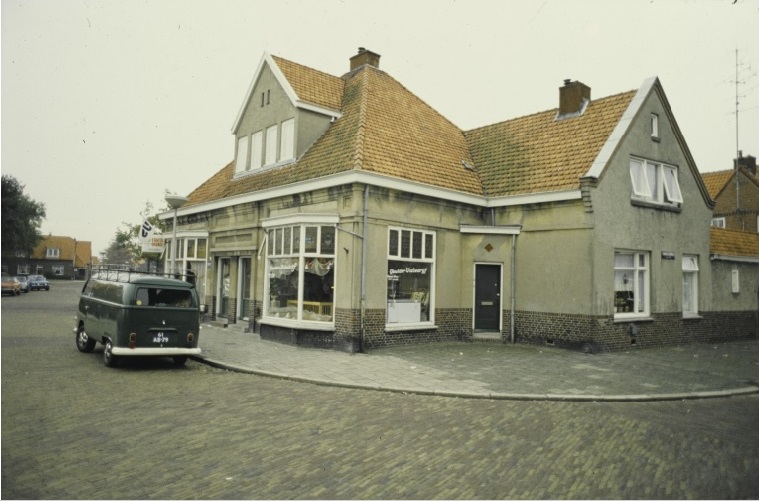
[232,158,296,180]
[259,317,335,331]
[385,322,438,332]
[682,313,702,320]
[630,199,681,213]
[613,315,654,323]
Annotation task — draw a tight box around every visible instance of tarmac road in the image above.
[2,281,758,499]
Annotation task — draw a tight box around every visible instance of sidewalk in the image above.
[192,322,759,402]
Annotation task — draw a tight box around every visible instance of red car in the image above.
[2,275,21,296]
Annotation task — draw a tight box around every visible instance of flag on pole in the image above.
[140,219,154,239]
[140,218,164,253]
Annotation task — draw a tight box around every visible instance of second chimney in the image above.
[350,47,381,71]
[559,79,591,117]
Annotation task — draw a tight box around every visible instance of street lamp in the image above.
[165,194,188,275]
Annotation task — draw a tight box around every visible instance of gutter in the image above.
[360,184,368,352]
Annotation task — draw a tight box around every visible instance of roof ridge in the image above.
[465,89,637,134]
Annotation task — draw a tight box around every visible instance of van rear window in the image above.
[135,288,195,308]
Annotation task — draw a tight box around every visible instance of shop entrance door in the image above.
[474,264,502,332]
[216,258,230,319]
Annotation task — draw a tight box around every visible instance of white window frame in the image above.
[17,264,30,275]
[651,113,659,139]
[386,227,436,328]
[629,157,683,206]
[46,248,60,259]
[234,135,249,174]
[265,125,278,166]
[262,215,339,327]
[280,118,295,162]
[614,251,650,319]
[251,130,263,170]
[52,264,64,276]
[682,255,699,316]
[711,217,726,228]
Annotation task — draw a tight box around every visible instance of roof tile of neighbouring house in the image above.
[701,169,735,200]
[271,56,344,111]
[31,235,75,260]
[185,54,639,207]
[465,90,636,197]
[710,227,759,258]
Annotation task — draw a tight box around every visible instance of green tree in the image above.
[102,201,168,270]
[1,175,46,257]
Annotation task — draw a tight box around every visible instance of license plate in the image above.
[152,332,171,344]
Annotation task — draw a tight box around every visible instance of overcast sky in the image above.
[2,0,758,256]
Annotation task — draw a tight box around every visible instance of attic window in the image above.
[630,157,683,208]
[651,113,660,141]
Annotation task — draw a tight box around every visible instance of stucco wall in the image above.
[588,88,714,316]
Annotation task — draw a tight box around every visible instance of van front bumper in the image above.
[111,347,202,356]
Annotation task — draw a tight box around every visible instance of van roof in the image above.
[90,274,194,289]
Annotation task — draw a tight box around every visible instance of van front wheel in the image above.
[172,356,188,366]
[103,340,118,367]
[76,328,96,353]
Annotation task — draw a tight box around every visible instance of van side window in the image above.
[92,282,124,303]
[135,287,194,308]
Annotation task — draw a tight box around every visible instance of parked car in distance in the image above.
[28,275,50,291]
[16,275,30,293]
[2,275,22,296]
[75,267,201,367]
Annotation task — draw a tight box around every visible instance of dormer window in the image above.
[280,119,295,162]
[651,113,660,141]
[46,248,60,259]
[630,157,683,208]
[265,125,278,165]
[234,135,249,174]
[251,131,263,170]
[235,118,296,177]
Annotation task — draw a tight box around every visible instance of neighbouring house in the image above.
[159,48,758,352]
[2,235,93,279]
[701,153,759,232]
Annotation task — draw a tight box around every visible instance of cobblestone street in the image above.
[2,283,758,499]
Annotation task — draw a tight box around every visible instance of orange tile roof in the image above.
[710,227,759,258]
[465,91,636,197]
[701,169,733,200]
[271,56,344,111]
[185,54,639,207]
[31,235,75,260]
[187,62,480,206]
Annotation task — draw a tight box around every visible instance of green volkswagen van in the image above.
[75,267,201,367]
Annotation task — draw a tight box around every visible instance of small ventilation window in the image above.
[651,113,660,141]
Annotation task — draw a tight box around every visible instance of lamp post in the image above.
[165,194,188,275]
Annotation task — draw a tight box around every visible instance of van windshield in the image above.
[134,287,195,308]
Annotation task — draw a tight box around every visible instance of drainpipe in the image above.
[510,233,516,344]
[360,184,369,352]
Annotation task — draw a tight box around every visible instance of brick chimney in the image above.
[558,79,591,117]
[350,47,381,71]
[733,152,757,175]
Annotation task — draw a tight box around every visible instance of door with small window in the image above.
[474,264,502,331]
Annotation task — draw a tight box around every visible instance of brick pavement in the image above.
[195,322,759,401]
